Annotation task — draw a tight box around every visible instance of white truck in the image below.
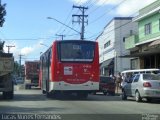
[0,53,14,99]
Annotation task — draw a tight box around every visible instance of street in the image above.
[0,86,160,120]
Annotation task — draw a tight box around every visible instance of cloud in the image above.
[115,0,157,16]
[20,38,46,56]
[3,39,45,59]
[20,46,34,55]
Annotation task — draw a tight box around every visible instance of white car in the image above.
[15,77,24,84]
[122,73,160,102]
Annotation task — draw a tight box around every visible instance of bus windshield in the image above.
[58,41,95,62]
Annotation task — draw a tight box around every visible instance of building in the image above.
[97,17,138,76]
[125,0,160,69]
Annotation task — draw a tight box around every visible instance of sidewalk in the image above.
[115,88,122,96]
[14,84,25,91]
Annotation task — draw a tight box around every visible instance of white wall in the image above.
[97,18,138,75]
[114,19,138,73]
[98,20,116,63]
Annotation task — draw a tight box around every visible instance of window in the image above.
[104,40,111,48]
[128,75,135,83]
[133,75,140,82]
[123,37,125,42]
[143,74,160,81]
[130,30,133,36]
[145,23,151,35]
[58,42,95,62]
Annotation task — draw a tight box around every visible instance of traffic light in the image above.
[0,3,6,27]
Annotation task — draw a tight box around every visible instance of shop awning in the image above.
[120,48,160,58]
[149,39,160,47]
[100,58,114,68]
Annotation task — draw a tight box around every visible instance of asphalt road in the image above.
[0,85,160,120]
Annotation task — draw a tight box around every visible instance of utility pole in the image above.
[6,45,15,53]
[55,34,65,40]
[72,5,88,40]
[19,54,24,77]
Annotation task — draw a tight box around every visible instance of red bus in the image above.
[39,40,99,98]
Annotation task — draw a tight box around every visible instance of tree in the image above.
[0,2,6,27]
[14,61,21,76]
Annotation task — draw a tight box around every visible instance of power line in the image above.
[54,0,130,40]
[89,0,127,24]
[55,8,73,34]
[58,0,92,39]
[57,0,84,37]
[87,19,134,41]
[88,14,140,41]
[87,0,108,15]
[1,37,56,41]
[80,0,128,40]
[60,9,81,38]
[47,17,80,35]
[85,4,141,41]
[84,0,93,7]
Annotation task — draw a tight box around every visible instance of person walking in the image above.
[115,72,122,93]
[121,73,127,89]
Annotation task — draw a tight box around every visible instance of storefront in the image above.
[130,40,160,69]
[100,58,114,76]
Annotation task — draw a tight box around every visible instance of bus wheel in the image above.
[42,90,46,94]
[77,93,88,99]
[46,92,52,98]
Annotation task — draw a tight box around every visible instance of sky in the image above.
[0,0,157,64]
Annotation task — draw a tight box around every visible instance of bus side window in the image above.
[146,71,151,73]
[140,71,145,74]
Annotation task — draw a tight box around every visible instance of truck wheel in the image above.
[3,92,7,99]
[3,91,14,99]
[8,91,14,99]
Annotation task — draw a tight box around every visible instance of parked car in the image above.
[121,69,160,89]
[94,76,115,95]
[15,77,24,84]
[122,73,160,102]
